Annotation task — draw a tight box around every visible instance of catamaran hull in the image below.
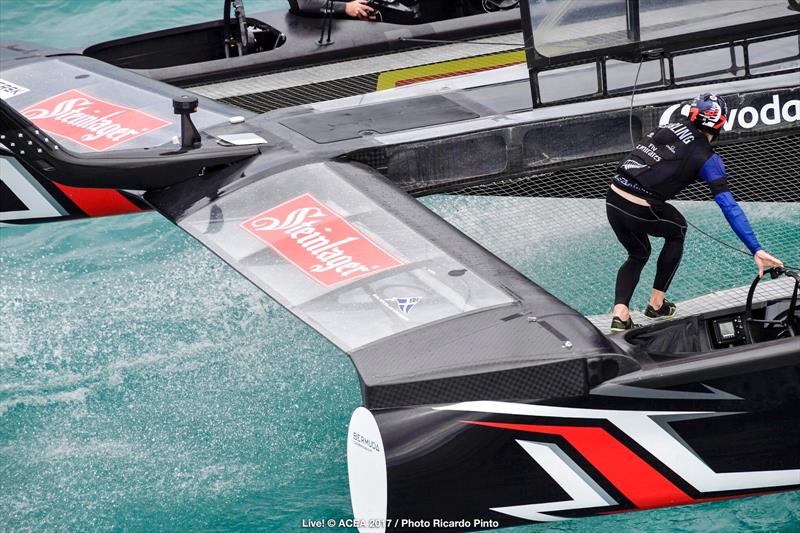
[348,356,800,531]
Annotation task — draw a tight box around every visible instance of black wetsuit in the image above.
[606,119,760,307]
[606,191,687,306]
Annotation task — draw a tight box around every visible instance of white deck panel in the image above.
[587,276,797,333]
[190,33,523,99]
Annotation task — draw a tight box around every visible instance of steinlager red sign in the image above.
[240,193,405,287]
[21,89,171,151]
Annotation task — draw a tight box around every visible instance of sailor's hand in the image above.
[346,0,375,19]
[754,250,784,277]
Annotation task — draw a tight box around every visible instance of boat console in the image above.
[84,2,286,69]
[614,268,799,359]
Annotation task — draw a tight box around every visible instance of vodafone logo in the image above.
[659,93,800,131]
[21,89,171,151]
[240,193,404,287]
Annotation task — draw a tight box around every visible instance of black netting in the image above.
[421,131,800,318]
[449,133,800,203]
[219,73,380,113]
[348,147,389,172]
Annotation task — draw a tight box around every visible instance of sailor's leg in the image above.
[606,197,653,319]
[612,233,652,312]
[648,203,688,309]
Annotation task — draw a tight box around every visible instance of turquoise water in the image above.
[421,196,800,315]
[1,2,799,531]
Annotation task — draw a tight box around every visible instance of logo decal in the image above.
[352,431,381,453]
[0,79,29,100]
[390,297,422,314]
[240,193,404,287]
[620,159,648,171]
[21,89,171,151]
[663,122,695,144]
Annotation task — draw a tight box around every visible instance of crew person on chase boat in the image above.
[606,93,784,332]
[288,0,376,20]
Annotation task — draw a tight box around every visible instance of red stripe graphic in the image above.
[465,421,694,509]
[54,183,142,217]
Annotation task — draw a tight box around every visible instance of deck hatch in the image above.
[279,95,479,144]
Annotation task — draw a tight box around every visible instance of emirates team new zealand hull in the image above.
[348,357,800,529]
[1,0,799,530]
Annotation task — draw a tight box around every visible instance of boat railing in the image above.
[521,10,800,107]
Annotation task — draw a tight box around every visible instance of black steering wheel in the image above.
[744,267,799,341]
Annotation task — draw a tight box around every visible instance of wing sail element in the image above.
[146,160,630,408]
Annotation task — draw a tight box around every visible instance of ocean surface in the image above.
[1,1,799,531]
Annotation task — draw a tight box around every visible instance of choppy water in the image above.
[1,1,799,531]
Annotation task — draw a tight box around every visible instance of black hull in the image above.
[349,357,800,531]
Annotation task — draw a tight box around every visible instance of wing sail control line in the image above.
[0,96,259,191]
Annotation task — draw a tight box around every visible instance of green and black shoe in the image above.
[644,299,677,319]
[610,316,637,333]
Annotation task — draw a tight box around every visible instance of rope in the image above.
[628,59,644,149]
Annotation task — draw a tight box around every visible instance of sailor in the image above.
[606,92,784,332]
[288,0,376,20]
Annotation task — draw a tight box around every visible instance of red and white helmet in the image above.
[689,93,729,136]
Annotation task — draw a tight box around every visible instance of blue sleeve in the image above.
[699,155,762,254]
[698,153,726,183]
[713,192,762,254]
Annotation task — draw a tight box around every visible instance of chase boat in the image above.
[83,0,523,87]
[1,0,799,530]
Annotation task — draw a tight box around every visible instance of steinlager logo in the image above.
[21,89,171,151]
[659,93,800,131]
[240,193,404,287]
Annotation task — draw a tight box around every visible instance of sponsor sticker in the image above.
[240,193,404,287]
[0,78,29,100]
[388,297,422,314]
[352,431,381,453]
[20,89,171,151]
[620,159,648,171]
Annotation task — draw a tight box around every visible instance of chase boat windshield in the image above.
[525,0,795,58]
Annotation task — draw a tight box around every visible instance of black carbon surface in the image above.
[280,95,480,143]
[364,358,587,409]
